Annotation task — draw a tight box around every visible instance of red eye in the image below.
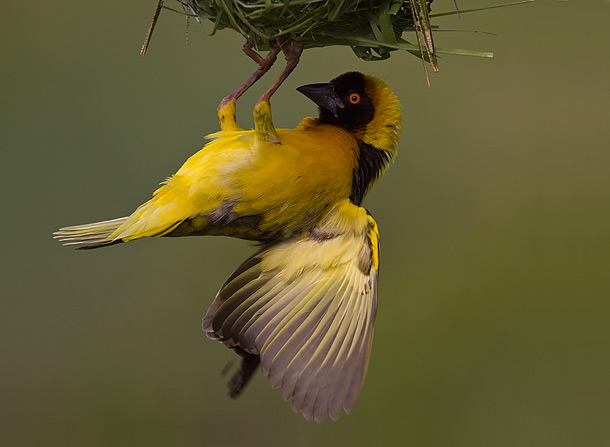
[349,93,361,104]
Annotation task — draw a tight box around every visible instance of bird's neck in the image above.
[349,141,392,206]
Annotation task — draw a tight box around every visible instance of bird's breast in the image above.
[232,125,358,236]
[159,125,360,241]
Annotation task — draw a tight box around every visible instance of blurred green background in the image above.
[1,1,609,446]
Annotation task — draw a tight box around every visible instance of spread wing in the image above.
[203,202,380,422]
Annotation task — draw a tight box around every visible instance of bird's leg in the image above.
[256,39,304,105]
[218,41,280,112]
[218,42,280,131]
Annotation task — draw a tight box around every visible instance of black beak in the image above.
[296,82,344,117]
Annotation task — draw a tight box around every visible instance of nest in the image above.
[182,0,434,61]
[142,1,533,72]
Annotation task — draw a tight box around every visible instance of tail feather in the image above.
[54,217,128,249]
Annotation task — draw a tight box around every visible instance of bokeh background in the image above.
[1,1,609,446]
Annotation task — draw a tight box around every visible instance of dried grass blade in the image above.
[140,0,164,57]
[430,0,534,18]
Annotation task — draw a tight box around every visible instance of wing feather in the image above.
[310,272,370,421]
[240,284,306,351]
[293,266,364,420]
[328,275,377,419]
[279,272,353,401]
[266,274,342,386]
[255,278,325,359]
[203,201,380,421]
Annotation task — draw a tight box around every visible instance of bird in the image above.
[54,71,402,422]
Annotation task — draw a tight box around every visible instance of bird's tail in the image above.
[53,217,128,249]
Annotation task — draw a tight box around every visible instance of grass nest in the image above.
[185,0,435,61]
[142,1,533,76]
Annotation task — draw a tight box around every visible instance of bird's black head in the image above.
[296,72,375,131]
[297,72,402,206]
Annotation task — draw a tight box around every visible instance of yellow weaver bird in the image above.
[55,71,401,422]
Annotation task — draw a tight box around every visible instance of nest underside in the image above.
[144,1,531,66]
[182,0,434,61]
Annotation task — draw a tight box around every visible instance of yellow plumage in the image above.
[56,103,359,246]
[54,72,401,422]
